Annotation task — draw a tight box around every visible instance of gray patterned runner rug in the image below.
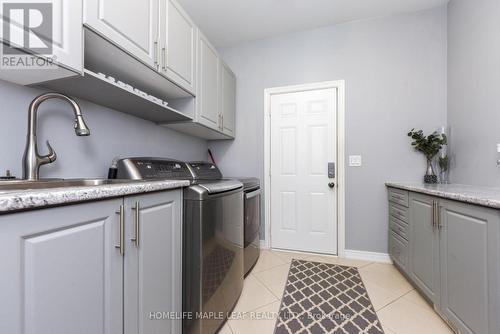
[274,259,384,334]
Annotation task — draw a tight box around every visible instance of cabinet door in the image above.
[408,193,440,304]
[389,230,409,273]
[0,199,123,334]
[439,200,500,334]
[0,0,82,84]
[220,60,236,137]
[160,0,196,94]
[124,190,182,334]
[197,32,220,130]
[85,0,159,69]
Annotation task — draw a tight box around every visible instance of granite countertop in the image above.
[0,180,190,213]
[386,182,500,209]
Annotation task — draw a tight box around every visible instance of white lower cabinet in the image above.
[0,189,182,334]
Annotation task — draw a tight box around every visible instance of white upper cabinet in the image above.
[197,31,220,130]
[0,0,83,84]
[50,0,83,72]
[220,60,236,136]
[166,31,237,139]
[160,0,196,94]
[84,0,160,69]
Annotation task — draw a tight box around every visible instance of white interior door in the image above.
[270,88,337,254]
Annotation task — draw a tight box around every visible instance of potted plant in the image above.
[407,129,447,184]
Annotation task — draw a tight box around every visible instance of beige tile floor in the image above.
[219,249,454,334]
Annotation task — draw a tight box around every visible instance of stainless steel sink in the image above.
[0,178,141,192]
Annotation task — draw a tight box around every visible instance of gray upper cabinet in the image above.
[439,200,500,334]
[124,190,182,334]
[160,0,197,94]
[85,0,160,69]
[0,199,124,334]
[220,60,236,137]
[408,192,440,304]
[197,31,220,130]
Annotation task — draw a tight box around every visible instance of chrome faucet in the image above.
[22,92,90,181]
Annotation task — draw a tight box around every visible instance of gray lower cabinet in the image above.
[408,193,440,305]
[0,199,124,334]
[0,190,182,334]
[388,187,500,334]
[124,191,182,334]
[439,200,500,334]
[389,230,409,271]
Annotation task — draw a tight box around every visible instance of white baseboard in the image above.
[344,249,392,264]
[258,242,392,264]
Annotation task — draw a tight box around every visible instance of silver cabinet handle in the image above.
[131,201,140,247]
[154,40,159,69]
[436,203,442,231]
[432,201,439,230]
[432,201,436,229]
[162,47,166,71]
[115,205,125,256]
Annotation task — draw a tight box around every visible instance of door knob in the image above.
[328,182,335,188]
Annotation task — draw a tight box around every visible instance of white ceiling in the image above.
[177,0,449,47]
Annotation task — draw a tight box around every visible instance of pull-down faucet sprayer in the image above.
[22,92,91,181]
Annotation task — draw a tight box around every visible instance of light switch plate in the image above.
[349,155,362,167]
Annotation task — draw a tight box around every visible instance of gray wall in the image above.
[209,7,447,253]
[0,80,207,179]
[447,0,500,186]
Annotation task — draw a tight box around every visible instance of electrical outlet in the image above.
[349,155,362,167]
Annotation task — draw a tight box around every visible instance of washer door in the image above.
[244,188,261,247]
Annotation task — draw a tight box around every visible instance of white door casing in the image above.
[269,86,338,254]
